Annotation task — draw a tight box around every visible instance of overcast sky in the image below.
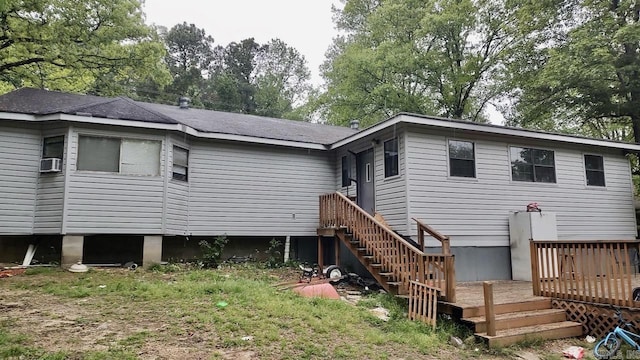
[142,0,341,86]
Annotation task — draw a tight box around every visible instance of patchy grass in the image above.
[0,264,577,359]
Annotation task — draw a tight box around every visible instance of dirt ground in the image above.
[0,268,595,360]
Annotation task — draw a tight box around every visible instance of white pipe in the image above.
[21,244,38,266]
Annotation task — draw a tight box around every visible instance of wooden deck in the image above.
[444,280,543,308]
[439,280,584,346]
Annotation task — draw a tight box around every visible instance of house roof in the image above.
[1,88,640,152]
[331,112,640,152]
[0,88,356,146]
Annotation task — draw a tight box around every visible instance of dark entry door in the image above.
[356,148,375,214]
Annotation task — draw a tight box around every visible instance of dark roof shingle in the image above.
[0,88,356,145]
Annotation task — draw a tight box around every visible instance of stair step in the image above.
[357,247,367,252]
[457,298,552,318]
[363,255,374,260]
[379,272,394,277]
[387,281,402,286]
[476,321,583,348]
[370,263,383,268]
[462,308,567,333]
[349,240,359,245]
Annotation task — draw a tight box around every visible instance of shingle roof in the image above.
[0,88,356,145]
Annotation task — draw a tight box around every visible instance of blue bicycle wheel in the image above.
[594,336,621,359]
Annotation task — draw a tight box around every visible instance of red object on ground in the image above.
[292,282,340,300]
[0,268,26,278]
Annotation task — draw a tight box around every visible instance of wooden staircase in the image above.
[439,297,583,347]
[317,192,584,346]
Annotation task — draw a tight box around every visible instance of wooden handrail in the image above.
[319,192,456,302]
[412,217,450,255]
[530,239,640,307]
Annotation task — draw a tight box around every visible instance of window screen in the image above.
[77,136,120,172]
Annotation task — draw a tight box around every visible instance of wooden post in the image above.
[317,236,324,270]
[442,237,451,255]
[418,225,424,249]
[483,281,496,337]
[530,240,540,296]
[334,236,340,267]
[445,255,456,303]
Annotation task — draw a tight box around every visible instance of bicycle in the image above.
[594,307,640,359]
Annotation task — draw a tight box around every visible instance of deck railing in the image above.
[319,192,456,302]
[413,217,450,254]
[408,281,440,327]
[530,240,640,307]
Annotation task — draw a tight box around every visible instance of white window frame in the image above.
[447,139,476,179]
[76,135,161,176]
[583,153,606,187]
[509,146,557,184]
[383,137,399,178]
[172,146,189,182]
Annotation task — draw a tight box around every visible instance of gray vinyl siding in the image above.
[33,125,67,233]
[63,127,165,234]
[188,140,334,236]
[0,124,40,234]
[165,135,189,235]
[405,127,637,247]
[374,129,408,233]
[333,128,409,234]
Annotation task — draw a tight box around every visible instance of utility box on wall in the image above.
[509,211,558,281]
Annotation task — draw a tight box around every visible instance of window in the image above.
[341,155,349,187]
[172,146,189,181]
[510,147,556,183]
[77,135,160,175]
[43,136,64,159]
[584,154,605,187]
[384,138,399,178]
[448,140,475,178]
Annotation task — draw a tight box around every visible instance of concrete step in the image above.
[476,321,583,347]
[462,308,567,333]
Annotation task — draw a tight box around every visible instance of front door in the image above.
[356,148,375,214]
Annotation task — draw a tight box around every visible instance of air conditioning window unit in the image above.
[40,158,62,173]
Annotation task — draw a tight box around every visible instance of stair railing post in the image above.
[418,254,426,283]
[442,236,450,255]
[530,240,540,296]
[483,281,496,337]
[445,255,456,303]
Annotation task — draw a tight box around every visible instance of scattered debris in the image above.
[292,282,340,300]
[68,262,88,273]
[450,335,465,348]
[585,335,596,343]
[241,335,253,341]
[123,262,138,270]
[369,306,390,321]
[0,268,26,278]
[516,351,540,360]
[562,346,584,359]
[215,301,228,308]
[98,285,106,289]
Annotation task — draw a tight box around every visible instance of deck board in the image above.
[444,280,544,308]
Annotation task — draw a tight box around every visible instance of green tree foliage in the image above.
[0,0,169,95]
[506,0,640,143]
[157,22,215,106]
[320,0,515,127]
[209,38,311,119]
